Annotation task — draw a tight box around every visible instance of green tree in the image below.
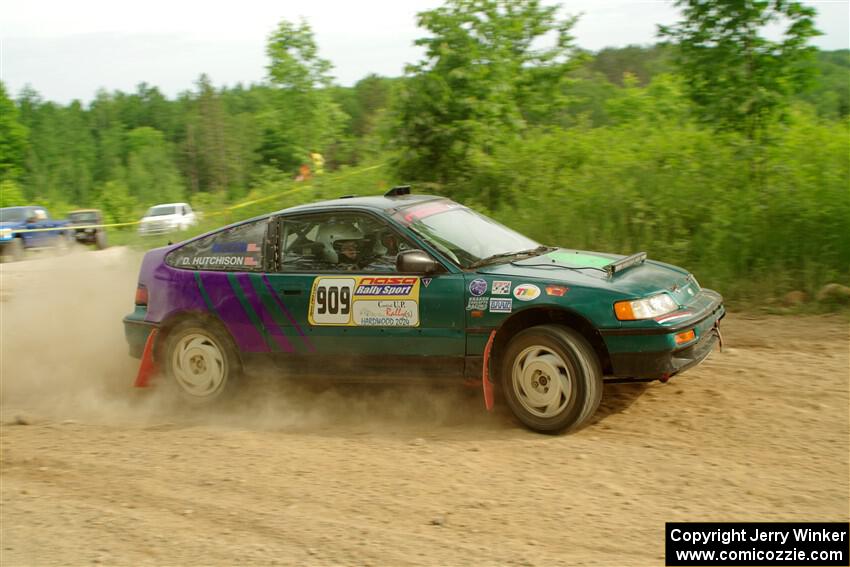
[263,19,345,172]
[0,179,26,207]
[95,180,138,224]
[659,0,820,140]
[0,82,29,181]
[392,0,581,202]
[126,127,184,204]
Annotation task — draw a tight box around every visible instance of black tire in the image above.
[2,238,24,262]
[94,230,108,250]
[162,319,242,403]
[500,324,603,434]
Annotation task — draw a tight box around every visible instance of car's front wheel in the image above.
[94,230,108,250]
[501,325,602,434]
[163,320,241,403]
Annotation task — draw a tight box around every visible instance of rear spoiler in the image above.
[604,252,646,278]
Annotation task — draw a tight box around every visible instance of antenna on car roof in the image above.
[384,185,411,198]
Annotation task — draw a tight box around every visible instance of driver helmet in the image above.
[316,222,365,263]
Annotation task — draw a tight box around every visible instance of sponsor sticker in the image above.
[354,276,418,296]
[210,241,262,254]
[469,278,488,297]
[489,298,512,313]
[309,276,420,326]
[353,300,419,327]
[466,297,489,311]
[422,277,432,288]
[491,281,511,295]
[513,283,541,301]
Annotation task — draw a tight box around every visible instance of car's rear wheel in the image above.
[163,320,241,403]
[501,325,602,434]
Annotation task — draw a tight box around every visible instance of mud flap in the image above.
[134,328,159,388]
[482,330,496,412]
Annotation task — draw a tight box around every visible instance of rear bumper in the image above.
[123,313,158,358]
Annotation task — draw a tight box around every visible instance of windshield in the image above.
[146,205,177,217]
[69,212,98,222]
[395,201,540,268]
[0,208,28,223]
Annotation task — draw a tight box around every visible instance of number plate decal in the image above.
[309,278,355,325]
[309,276,420,327]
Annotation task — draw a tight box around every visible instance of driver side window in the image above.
[278,213,415,273]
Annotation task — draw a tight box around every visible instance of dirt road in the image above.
[1,248,848,566]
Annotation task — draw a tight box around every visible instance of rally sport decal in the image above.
[309,276,420,327]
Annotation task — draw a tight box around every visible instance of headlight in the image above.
[614,293,678,320]
[0,228,11,240]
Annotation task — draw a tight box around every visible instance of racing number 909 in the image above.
[311,278,355,325]
[316,285,351,315]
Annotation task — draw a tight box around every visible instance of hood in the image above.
[478,248,691,299]
[0,221,24,229]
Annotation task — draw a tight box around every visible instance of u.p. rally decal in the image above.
[309,276,420,327]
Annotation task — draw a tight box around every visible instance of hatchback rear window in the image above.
[166,219,269,272]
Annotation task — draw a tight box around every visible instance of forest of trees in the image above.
[0,0,848,303]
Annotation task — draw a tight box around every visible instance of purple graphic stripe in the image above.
[261,274,316,353]
[236,273,294,353]
[199,272,267,352]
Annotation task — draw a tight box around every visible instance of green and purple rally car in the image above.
[124,187,724,433]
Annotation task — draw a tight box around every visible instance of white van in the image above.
[138,203,197,235]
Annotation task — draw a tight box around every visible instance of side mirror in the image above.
[397,249,441,274]
[26,216,38,224]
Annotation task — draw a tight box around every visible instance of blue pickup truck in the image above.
[0,206,72,261]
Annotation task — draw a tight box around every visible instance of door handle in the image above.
[282,289,301,296]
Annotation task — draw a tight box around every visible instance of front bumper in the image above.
[74,229,98,243]
[602,289,725,380]
[608,323,721,379]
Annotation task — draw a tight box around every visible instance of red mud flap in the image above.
[482,330,496,412]
[134,328,159,388]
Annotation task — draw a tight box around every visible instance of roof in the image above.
[276,194,443,216]
[68,208,101,213]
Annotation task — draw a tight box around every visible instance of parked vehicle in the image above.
[0,206,72,261]
[138,203,197,236]
[67,209,108,249]
[124,187,725,433]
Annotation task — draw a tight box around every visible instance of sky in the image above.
[1,0,848,104]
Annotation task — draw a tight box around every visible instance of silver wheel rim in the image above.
[512,345,573,418]
[171,332,227,398]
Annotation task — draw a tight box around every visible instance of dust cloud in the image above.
[0,246,496,433]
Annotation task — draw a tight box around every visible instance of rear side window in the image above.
[166,219,269,272]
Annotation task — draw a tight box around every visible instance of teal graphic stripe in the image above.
[226,273,276,352]
[248,274,302,352]
[194,271,221,317]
